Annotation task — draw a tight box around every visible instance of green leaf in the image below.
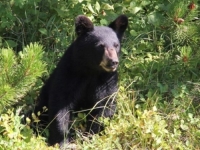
[100,19,108,25]
[3,40,17,48]
[95,2,100,12]
[130,30,137,36]
[102,3,114,10]
[132,7,141,14]
[78,113,85,119]
[39,28,47,35]
[87,3,95,13]
[195,130,200,138]
[180,120,189,131]
[148,12,164,27]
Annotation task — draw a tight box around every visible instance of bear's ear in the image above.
[109,15,128,40]
[75,15,94,36]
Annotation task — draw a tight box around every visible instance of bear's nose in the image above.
[111,60,119,66]
[108,59,119,67]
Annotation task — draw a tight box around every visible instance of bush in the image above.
[0,0,200,149]
[0,108,58,150]
[76,91,200,149]
[0,43,46,113]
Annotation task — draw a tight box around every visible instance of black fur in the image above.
[32,15,128,146]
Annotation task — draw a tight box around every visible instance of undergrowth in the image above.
[0,0,200,149]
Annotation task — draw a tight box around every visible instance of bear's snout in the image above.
[100,48,119,72]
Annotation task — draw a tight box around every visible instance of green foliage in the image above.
[1,0,199,51]
[0,0,128,51]
[0,0,200,149]
[0,43,46,113]
[0,108,58,150]
[76,91,200,149]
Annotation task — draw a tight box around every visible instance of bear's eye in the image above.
[113,43,119,48]
[98,43,105,48]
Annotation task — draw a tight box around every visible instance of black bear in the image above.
[33,15,128,146]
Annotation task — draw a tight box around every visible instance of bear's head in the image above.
[73,15,128,73]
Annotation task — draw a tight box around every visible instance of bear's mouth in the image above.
[100,63,118,72]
